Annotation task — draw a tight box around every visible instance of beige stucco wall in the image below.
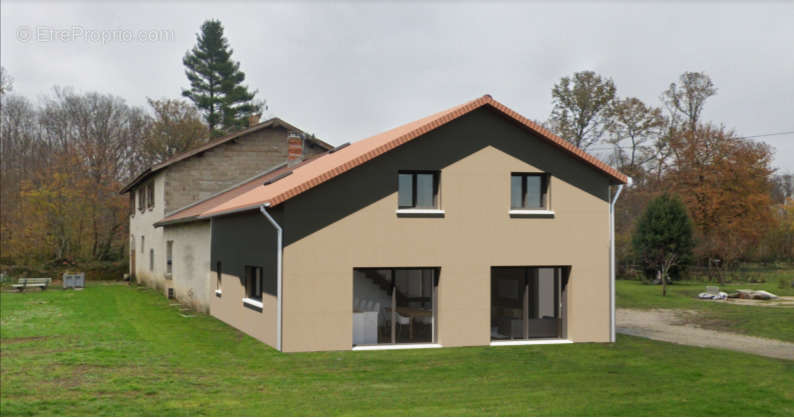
[164,221,211,312]
[209,272,279,347]
[278,108,613,352]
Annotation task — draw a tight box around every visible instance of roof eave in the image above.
[119,168,152,194]
[196,202,268,221]
[153,215,203,228]
[118,117,331,194]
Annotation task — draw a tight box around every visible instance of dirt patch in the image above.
[617,308,794,361]
[1,335,55,344]
[716,296,794,307]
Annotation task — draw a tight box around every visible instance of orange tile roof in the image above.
[159,95,627,225]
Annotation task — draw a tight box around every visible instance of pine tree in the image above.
[182,20,261,137]
[632,193,694,296]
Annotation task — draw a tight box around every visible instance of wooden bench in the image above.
[12,278,52,292]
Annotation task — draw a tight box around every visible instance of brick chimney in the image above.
[287,132,303,167]
[248,113,261,127]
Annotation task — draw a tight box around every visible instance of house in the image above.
[120,117,332,311]
[155,95,628,352]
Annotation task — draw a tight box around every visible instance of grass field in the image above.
[1,284,793,416]
[616,280,794,343]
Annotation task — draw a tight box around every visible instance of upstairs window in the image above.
[137,188,145,213]
[129,193,134,217]
[398,171,439,209]
[511,173,549,210]
[146,183,155,210]
[244,266,264,301]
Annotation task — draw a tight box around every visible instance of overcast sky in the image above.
[2,1,793,171]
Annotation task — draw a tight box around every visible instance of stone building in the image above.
[121,117,331,311]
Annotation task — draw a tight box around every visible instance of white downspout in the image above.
[609,178,629,342]
[259,203,283,352]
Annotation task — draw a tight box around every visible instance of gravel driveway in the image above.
[616,308,794,361]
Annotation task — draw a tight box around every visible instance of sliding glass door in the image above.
[491,267,567,341]
[491,268,525,340]
[353,268,438,346]
[529,267,561,338]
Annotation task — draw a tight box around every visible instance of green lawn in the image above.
[616,280,794,343]
[1,284,793,416]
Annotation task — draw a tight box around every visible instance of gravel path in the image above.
[616,308,794,361]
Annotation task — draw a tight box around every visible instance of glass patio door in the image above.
[353,268,438,346]
[491,267,566,341]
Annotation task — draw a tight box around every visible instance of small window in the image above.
[398,171,439,209]
[147,183,155,210]
[138,188,145,213]
[141,235,145,253]
[129,192,135,217]
[149,248,154,271]
[245,266,263,301]
[511,173,548,209]
[216,262,222,290]
[166,241,173,274]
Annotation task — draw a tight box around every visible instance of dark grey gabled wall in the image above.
[209,206,283,347]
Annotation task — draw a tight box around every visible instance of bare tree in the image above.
[770,173,794,205]
[661,71,716,133]
[143,98,207,165]
[34,88,150,260]
[0,94,41,257]
[548,71,617,151]
[0,66,12,97]
[606,97,666,180]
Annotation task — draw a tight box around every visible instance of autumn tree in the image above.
[633,193,694,295]
[667,125,774,278]
[0,87,150,263]
[548,71,616,151]
[759,198,794,262]
[182,19,262,137]
[142,98,207,165]
[0,94,40,260]
[38,88,150,260]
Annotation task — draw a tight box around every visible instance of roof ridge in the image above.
[174,95,626,221]
[119,116,331,193]
[263,95,494,206]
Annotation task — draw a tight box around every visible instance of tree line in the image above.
[547,70,793,279]
[0,19,261,266]
[1,19,792,275]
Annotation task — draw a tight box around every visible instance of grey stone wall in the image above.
[163,127,327,213]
